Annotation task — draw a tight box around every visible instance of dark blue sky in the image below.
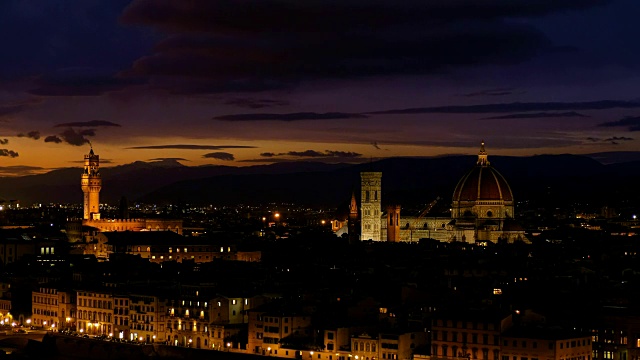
[1,0,639,175]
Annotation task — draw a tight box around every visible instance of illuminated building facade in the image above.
[79,147,183,235]
[31,287,75,330]
[366,142,527,244]
[76,290,114,336]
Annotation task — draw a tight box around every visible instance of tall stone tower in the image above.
[348,192,359,244]
[81,147,102,220]
[360,172,382,241]
[386,205,401,242]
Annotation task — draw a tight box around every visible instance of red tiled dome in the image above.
[453,165,513,202]
[452,141,513,203]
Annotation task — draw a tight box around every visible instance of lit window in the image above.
[184,248,187,253]
[169,247,172,253]
[232,300,237,305]
[220,247,224,253]
[244,299,248,305]
[217,301,221,307]
[177,248,180,252]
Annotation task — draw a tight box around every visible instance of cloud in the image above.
[372,100,640,115]
[17,131,41,140]
[224,98,289,109]
[605,136,633,141]
[44,135,63,144]
[127,144,256,150]
[28,67,144,96]
[0,139,8,145]
[460,88,522,97]
[481,111,589,120]
[59,128,93,146]
[79,129,96,137]
[120,0,608,93]
[0,104,29,118]
[55,120,121,127]
[0,165,44,176]
[203,152,235,161]
[0,149,18,157]
[586,136,634,145]
[259,149,362,158]
[148,157,189,162]
[70,159,112,164]
[215,112,367,122]
[598,116,640,131]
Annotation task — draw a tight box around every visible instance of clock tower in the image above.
[360,171,382,240]
[81,147,101,220]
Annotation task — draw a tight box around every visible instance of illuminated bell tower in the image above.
[81,147,101,220]
[360,171,382,241]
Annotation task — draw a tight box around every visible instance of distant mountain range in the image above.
[1,154,639,208]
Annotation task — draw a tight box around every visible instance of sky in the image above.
[1,0,640,176]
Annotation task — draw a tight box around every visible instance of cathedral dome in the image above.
[452,163,513,202]
[451,142,514,219]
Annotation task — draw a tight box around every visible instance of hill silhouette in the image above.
[1,155,639,209]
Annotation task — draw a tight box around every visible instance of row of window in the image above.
[433,331,496,345]
[435,320,497,330]
[78,298,113,309]
[434,345,499,359]
[33,296,58,305]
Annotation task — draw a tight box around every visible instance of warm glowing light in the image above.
[66,317,71,322]
[227,342,231,347]
[189,338,193,343]
[80,329,84,333]
[43,321,47,325]
[268,347,272,351]
[274,213,280,218]
[26,319,31,324]
[311,352,314,356]
[109,333,113,337]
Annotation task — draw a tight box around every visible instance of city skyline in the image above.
[2,0,640,176]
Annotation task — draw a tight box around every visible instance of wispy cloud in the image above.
[597,116,640,131]
[224,98,289,109]
[0,165,44,176]
[127,144,256,150]
[260,150,362,158]
[0,149,19,157]
[17,131,41,140]
[55,120,121,127]
[460,88,523,97]
[372,100,640,115]
[203,152,235,161]
[44,135,63,144]
[148,157,189,162]
[481,111,588,120]
[214,112,367,122]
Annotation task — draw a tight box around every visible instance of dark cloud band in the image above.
[128,144,256,150]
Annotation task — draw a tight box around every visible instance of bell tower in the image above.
[81,147,101,220]
[360,171,382,241]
